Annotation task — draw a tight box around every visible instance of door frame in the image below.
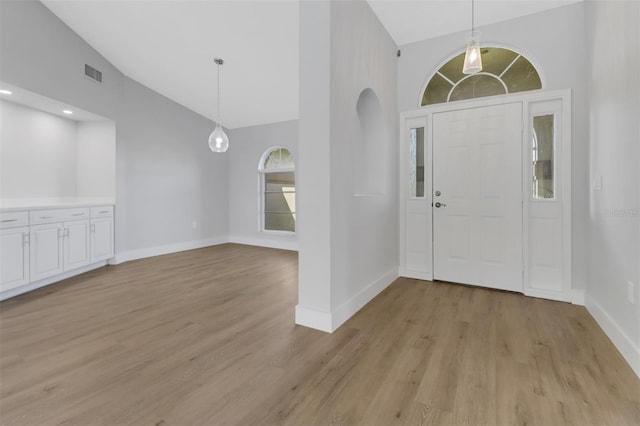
[399,89,574,303]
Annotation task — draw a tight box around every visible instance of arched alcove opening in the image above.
[355,88,388,196]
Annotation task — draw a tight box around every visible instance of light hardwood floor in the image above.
[1,244,638,425]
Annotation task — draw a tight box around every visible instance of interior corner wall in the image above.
[228,120,299,251]
[76,120,116,198]
[396,3,590,294]
[585,0,640,377]
[328,0,399,328]
[117,77,228,257]
[0,0,229,261]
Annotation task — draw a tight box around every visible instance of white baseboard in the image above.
[571,288,585,305]
[0,261,108,301]
[111,236,229,265]
[524,287,572,303]
[228,235,298,251]
[294,305,333,332]
[331,267,399,331]
[399,269,433,281]
[586,294,640,378]
[296,267,399,333]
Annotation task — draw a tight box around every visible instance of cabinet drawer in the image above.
[0,211,29,229]
[30,208,90,225]
[91,206,114,218]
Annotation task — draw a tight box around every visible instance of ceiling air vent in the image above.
[84,64,102,83]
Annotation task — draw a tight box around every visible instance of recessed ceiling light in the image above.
[63,110,73,115]
[0,89,12,95]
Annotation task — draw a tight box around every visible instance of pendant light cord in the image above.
[472,0,475,33]
[217,62,221,126]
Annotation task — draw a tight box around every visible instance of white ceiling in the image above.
[41,0,299,129]
[367,0,582,46]
[41,0,581,129]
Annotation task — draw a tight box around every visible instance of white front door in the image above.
[432,103,523,292]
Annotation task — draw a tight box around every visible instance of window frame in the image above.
[419,45,545,107]
[258,147,296,234]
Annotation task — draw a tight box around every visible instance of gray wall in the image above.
[297,0,398,330]
[397,3,589,291]
[329,0,398,313]
[585,0,640,374]
[228,119,298,250]
[1,0,228,257]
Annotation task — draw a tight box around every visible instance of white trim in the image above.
[446,72,508,102]
[524,288,571,303]
[400,89,573,303]
[0,261,107,301]
[586,295,640,378]
[257,146,296,234]
[330,267,399,331]
[295,305,333,332]
[228,235,298,251]
[295,267,399,333]
[399,270,433,281]
[110,236,228,265]
[417,44,548,108]
[571,288,585,305]
[257,146,294,171]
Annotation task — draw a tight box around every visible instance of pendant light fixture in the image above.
[462,0,483,74]
[208,58,229,153]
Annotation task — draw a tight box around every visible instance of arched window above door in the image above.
[421,47,542,106]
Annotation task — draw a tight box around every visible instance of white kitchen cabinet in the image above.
[91,217,114,262]
[64,220,91,271]
[1,204,114,300]
[0,226,30,291]
[30,223,64,282]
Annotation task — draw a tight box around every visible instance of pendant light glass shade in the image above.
[463,31,483,74]
[208,123,229,152]
[209,57,229,153]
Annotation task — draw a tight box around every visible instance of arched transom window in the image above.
[421,47,542,106]
[258,147,296,233]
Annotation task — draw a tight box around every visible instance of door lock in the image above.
[435,191,441,196]
[435,202,446,208]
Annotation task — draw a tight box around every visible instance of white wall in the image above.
[396,3,589,293]
[228,120,298,251]
[297,0,333,321]
[76,120,116,198]
[297,0,398,332]
[0,100,77,198]
[585,0,640,377]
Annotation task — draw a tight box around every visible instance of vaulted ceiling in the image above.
[41,0,581,129]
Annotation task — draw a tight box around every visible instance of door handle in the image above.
[435,202,447,208]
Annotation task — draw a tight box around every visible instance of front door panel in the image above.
[433,103,523,292]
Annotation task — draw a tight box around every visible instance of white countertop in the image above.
[0,198,115,212]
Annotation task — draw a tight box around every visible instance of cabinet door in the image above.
[64,220,90,271]
[91,217,114,262]
[30,224,64,281]
[1,227,30,292]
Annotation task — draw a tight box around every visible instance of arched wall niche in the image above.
[354,88,388,196]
